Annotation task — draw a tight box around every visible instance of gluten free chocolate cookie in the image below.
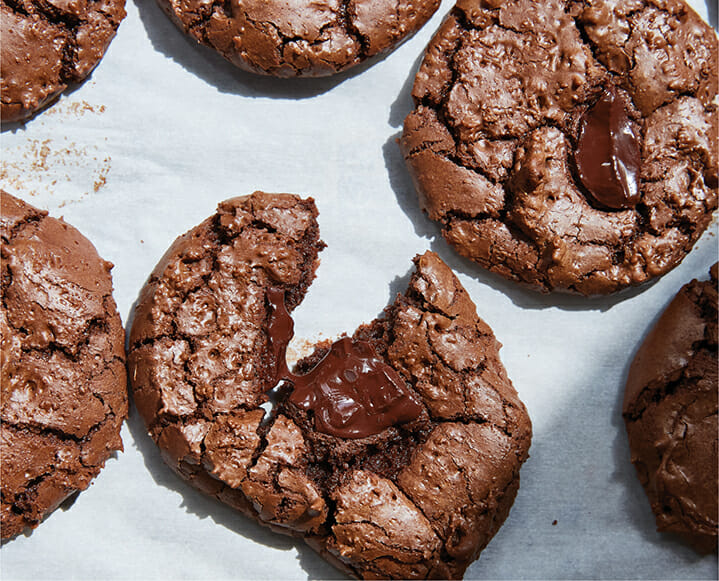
[157,0,440,77]
[1,0,126,122]
[401,0,718,295]
[623,265,718,553]
[1,191,128,539]
[127,192,532,579]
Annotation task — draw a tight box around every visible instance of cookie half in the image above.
[401,0,718,295]
[157,0,440,77]
[1,0,126,123]
[127,192,532,579]
[0,191,128,539]
[623,265,718,553]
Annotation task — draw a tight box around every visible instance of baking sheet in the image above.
[1,1,718,578]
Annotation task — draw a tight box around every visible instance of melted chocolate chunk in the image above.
[267,287,294,380]
[574,87,642,210]
[266,288,423,438]
[288,337,424,438]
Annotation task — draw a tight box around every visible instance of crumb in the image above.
[1,139,111,204]
[44,100,107,118]
[286,337,322,365]
[552,520,558,526]
[93,176,106,193]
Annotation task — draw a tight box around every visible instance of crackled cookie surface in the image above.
[401,0,718,295]
[623,265,718,553]
[128,192,531,579]
[157,0,440,77]
[0,191,127,539]
[1,0,126,122]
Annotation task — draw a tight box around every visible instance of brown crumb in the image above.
[44,100,107,118]
[1,139,112,204]
[286,337,330,367]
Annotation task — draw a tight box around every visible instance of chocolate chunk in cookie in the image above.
[1,191,128,539]
[623,265,718,553]
[156,0,440,77]
[1,0,126,122]
[127,192,532,578]
[401,0,718,295]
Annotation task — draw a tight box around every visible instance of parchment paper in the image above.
[1,1,717,578]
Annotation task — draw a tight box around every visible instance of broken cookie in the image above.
[1,0,126,122]
[401,0,718,295]
[127,192,532,579]
[155,0,440,77]
[623,264,718,553]
[1,190,128,539]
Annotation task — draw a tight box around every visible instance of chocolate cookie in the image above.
[127,192,532,579]
[1,191,128,539]
[1,0,126,122]
[156,0,440,77]
[623,265,718,553]
[401,0,718,295]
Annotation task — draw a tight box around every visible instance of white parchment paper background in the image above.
[1,0,718,578]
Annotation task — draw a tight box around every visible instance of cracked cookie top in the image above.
[623,264,718,553]
[127,192,531,579]
[0,0,126,122]
[401,0,718,295]
[0,190,128,539]
[156,0,441,77]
